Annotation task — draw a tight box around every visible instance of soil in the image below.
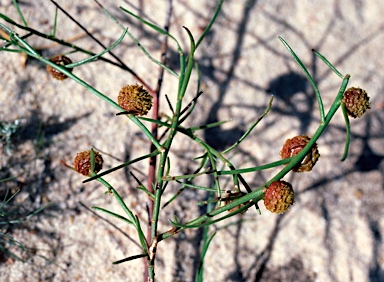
[1,1,383,281]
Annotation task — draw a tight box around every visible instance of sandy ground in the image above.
[1,0,384,281]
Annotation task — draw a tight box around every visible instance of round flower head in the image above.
[280,135,320,172]
[342,87,370,118]
[117,84,153,116]
[73,150,103,176]
[264,180,294,214]
[46,55,73,80]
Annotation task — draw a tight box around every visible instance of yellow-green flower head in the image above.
[118,84,153,116]
[73,150,103,176]
[264,180,294,214]
[342,87,370,118]
[280,135,320,172]
[46,55,73,80]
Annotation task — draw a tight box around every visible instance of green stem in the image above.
[159,74,350,238]
[267,74,350,186]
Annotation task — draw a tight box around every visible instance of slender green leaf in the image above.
[179,89,203,124]
[139,115,232,134]
[165,94,175,115]
[12,0,28,27]
[137,185,155,200]
[223,96,273,154]
[111,188,136,223]
[190,119,232,131]
[179,27,196,99]
[164,158,292,181]
[162,155,210,209]
[90,148,96,174]
[113,253,147,264]
[92,206,134,225]
[162,167,212,181]
[0,48,23,53]
[134,215,149,252]
[170,201,254,229]
[65,29,128,68]
[205,143,221,195]
[180,182,216,192]
[195,0,224,49]
[340,103,351,161]
[196,198,220,206]
[94,0,125,29]
[278,36,325,123]
[51,7,58,37]
[0,203,51,225]
[218,158,291,175]
[109,188,148,252]
[127,30,178,77]
[312,49,344,79]
[0,189,17,210]
[83,149,160,183]
[196,232,216,282]
[119,6,183,54]
[0,175,18,183]
[129,171,155,199]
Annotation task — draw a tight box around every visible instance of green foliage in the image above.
[0,119,21,155]
[0,0,367,280]
[0,188,49,262]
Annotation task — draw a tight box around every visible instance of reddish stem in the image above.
[144,1,173,281]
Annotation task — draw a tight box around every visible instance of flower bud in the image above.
[73,150,103,176]
[117,84,153,116]
[46,55,73,80]
[342,87,370,118]
[264,180,294,214]
[280,135,320,172]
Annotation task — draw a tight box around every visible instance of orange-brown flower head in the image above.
[46,55,73,80]
[342,87,370,118]
[117,84,153,116]
[264,180,294,214]
[73,150,103,176]
[280,135,320,172]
